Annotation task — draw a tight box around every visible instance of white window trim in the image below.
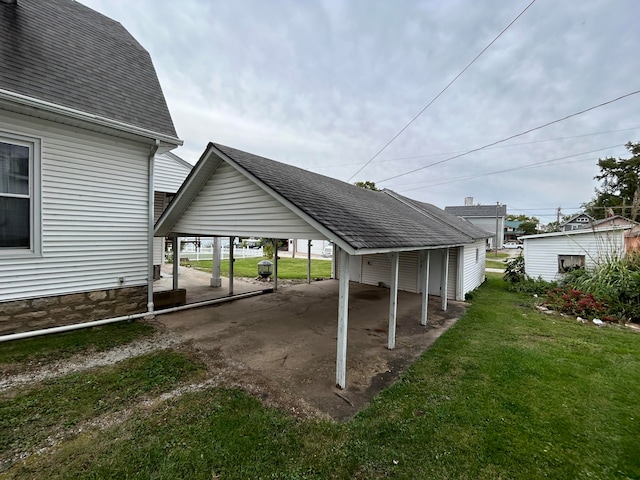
[0,132,41,258]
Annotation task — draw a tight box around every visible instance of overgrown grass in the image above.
[190,257,332,279]
[0,321,155,368]
[3,275,639,478]
[0,350,205,470]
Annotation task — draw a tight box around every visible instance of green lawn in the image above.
[190,257,332,279]
[2,275,639,478]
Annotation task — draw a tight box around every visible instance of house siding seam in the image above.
[170,162,324,238]
[0,110,150,302]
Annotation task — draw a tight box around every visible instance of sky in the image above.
[80,0,640,224]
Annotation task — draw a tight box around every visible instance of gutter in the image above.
[147,140,160,313]
[0,289,271,343]
[0,88,183,147]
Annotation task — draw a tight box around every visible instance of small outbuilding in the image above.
[155,142,490,388]
[520,226,631,282]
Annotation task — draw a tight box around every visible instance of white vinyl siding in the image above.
[360,252,419,292]
[154,153,191,193]
[0,110,150,302]
[462,240,486,295]
[153,191,166,265]
[171,162,324,238]
[446,248,457,300]
[523,229,626,282]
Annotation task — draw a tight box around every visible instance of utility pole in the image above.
[556,207,561,231]
[494,202,499,255]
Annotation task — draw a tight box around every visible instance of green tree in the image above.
[519,221,538,235]
[354,181,380,191]
[584,142,640,221]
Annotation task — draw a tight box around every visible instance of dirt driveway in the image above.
[157,279,466,421]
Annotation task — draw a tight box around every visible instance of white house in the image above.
[0,0,181,335]
[155,142,490,387]
[520,226,630,282]
[444,199,507,249]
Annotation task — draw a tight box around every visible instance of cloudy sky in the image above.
[81,0,640,223]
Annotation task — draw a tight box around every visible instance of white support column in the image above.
[228,236,234,295]
[210,237,222,287]
[442,248,449,311]
[273,239,278,291]
[172,236,179,290]
[336,248,351,389]
[388,252,399,350]
[420,250,431,326]
[307,240,312,284]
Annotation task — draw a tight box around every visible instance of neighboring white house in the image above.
[153,152,193,277]
[520,226,630,282]
[0,0,181,334]
[444,199,507,250]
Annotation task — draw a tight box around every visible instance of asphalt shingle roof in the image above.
[213,143,485,251]
[0,0,178,138]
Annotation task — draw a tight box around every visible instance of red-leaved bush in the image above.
[544,288,608,318]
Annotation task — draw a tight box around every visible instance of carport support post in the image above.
[388,252,399,350]
[228,236,234,295]
[307,240,312,284]
[273,239,278,291]
[210,237,222,287]
[442,248,449,311]
[420,250,430,326]
[172,236,179,290]
[336,249,350,389]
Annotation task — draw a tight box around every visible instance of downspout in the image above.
[147,140,160,313]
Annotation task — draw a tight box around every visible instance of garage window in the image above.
[0,134,41,256]
[558,254,584,273]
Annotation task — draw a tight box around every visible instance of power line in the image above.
[376,89,640,184]
[390,144,625,192]
[345,0,537,183]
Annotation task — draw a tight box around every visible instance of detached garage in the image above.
[521,226,630,282]
[155,142,489,387]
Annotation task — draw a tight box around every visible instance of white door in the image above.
[349,255,362,283]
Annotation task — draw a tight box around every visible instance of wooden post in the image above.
[388,252,399,350]
[172,236,179,290]
[442,248,449,311]
[307,240,312,284]
[420,250,430,326]
[210,237,221,287]
[336,248,350,389]
[273,239,278,291]
[228,236,234,295]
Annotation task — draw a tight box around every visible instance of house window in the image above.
[475,248,479,263]
[0,134,40,255]
[558,255,585,273]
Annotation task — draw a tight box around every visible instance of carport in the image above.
[155,143,487,388]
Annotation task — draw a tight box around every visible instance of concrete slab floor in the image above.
[155,278,467,421]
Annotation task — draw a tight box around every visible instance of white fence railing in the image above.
[175,246,264,262]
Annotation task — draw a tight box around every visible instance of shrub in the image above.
[559,252,640,323]
[545,288,607,318]
[509,277,557,295]
[503,254,525,283]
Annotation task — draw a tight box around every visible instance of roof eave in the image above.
[0,88,183,147]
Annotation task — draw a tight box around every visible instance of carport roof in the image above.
[156,142,487,254]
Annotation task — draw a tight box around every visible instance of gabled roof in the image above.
[444,204,507,218]
[156,143,486,254]
[0,0,180,143]
[588,215,639,228]
[560,212,594,226]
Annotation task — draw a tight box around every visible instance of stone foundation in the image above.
[0,286,148,336]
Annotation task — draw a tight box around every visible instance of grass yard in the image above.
[190,257,332,279]
[2,274,639,478]
[486,252,512,270]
